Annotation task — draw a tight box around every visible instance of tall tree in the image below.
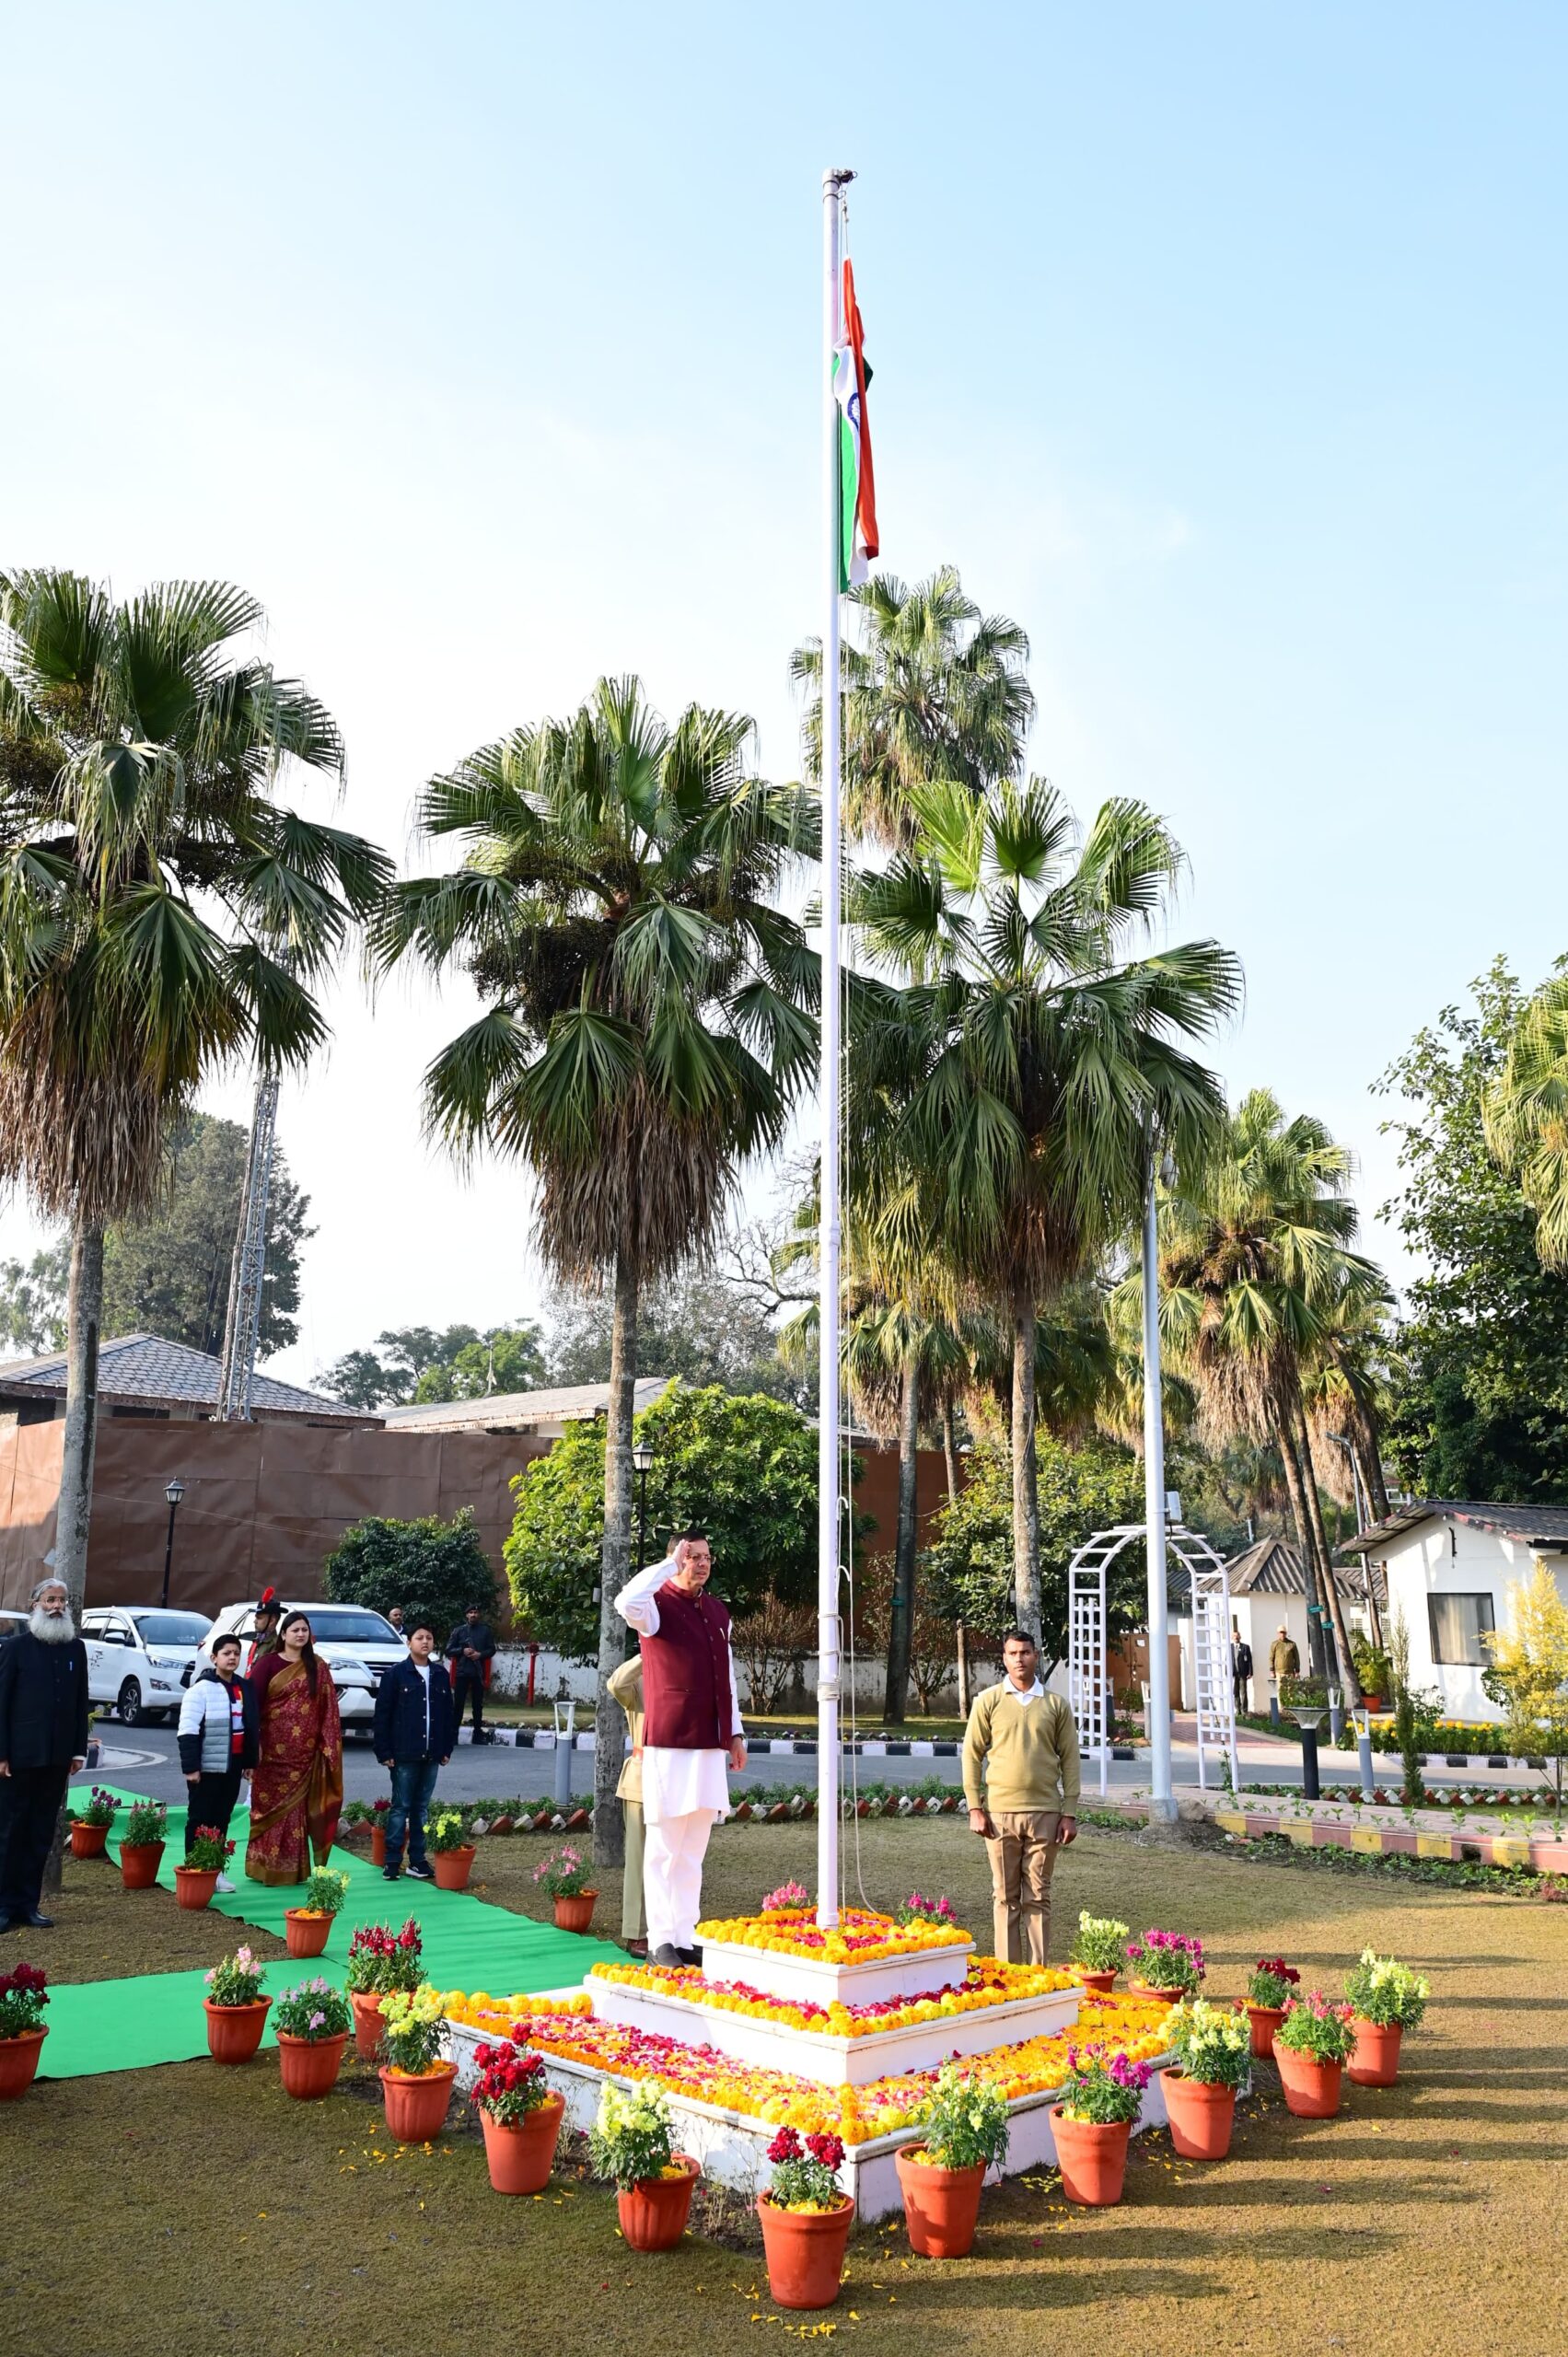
[371,676,817,1862]
[791,566,1034,845]
[0,570,387,1817]
[1146,1088,1389,1692]
[99,1110,312,1356]
[319,1318,548,1408]
[543,1265,805,1404]
[1482,961,1568,1270]
[0,1238,70,1355]
[853,778,1240,1644]
[1378,960,1568,1500]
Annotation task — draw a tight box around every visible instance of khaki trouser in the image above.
[984,1810,1061,1964]
[621,1799,645,1942]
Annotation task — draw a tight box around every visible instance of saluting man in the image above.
[614,1529,746,1968]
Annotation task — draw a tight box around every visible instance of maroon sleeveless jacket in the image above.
[639,1580,735,1750]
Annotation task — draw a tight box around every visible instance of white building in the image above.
[1345,1499,1568,1723]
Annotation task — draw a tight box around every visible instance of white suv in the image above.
[81,1607,214,1726]
[201,1601,404,1731]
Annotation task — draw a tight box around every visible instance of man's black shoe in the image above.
[651,1943,684,1968]
[405,1863,434,1881]
[676,1945,703,1968]
[22,1910,54,1929]
[0,1915,15,1934]
[382,1865,401,1881]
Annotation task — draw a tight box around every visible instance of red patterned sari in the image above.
[245,1654,343,1885]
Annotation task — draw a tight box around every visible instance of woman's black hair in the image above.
[279,1610,319,1696]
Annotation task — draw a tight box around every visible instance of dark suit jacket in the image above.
[0,1629,90,1767]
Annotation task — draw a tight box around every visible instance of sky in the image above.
[2,2,1564,1388]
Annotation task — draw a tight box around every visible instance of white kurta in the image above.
[613,1555,744,1824]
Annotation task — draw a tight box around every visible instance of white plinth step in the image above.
[696,1933,974,2009]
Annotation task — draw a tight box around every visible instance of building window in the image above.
[1427,1592,1496,1666]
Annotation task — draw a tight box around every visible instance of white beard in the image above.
[29,1604,75,1643]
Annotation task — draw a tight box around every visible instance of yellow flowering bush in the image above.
[588,1956,1076,2036]
[694,1906,970,1965]
[379,1982,448,2075]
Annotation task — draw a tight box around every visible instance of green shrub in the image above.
[324,1507,495,1641]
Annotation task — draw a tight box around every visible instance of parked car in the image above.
[201,1600,404,1731]
[81,1606,214,1727]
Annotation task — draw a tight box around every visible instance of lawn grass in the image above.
[5,1818,1563,2357]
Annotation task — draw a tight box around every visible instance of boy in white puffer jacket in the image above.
[176,1632,258,1889]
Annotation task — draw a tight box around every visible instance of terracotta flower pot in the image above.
[203,1997,271,2064]
[285,1910,332,1958]
[277,2029,348,2098]
[553,1890,597,1934]
[1075,1969,1116,1995]
[380,2060,457,2142]
[1274,2046,1343,2119]
[1348,2018,1403,2088]
[0,2027,47,2100]
[1247,2003,1286,2060]
[894,2145,986,2257]
[617,2154,699,2251]
[1127,1980,1185,2006]
[350,1991,387,2061]
[758,2193,854,2307]
[175,1866,219,1911]
[1051,2108,1132,2206]
[70,1820,109,1859]
[1160,2069,1236,2161]
[480,2092,565,2193]
[432,1846,475,1892]
[119,1840,164,1890]
[370,1824,388,1867]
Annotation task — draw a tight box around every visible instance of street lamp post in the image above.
[159,1477,186,1610]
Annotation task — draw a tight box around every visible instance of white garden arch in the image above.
[1065,1523,1241,1799]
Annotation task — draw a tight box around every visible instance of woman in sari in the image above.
[246,1611,343,1885]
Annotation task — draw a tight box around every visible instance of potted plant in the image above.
[1245,1957,1302,2057]
[1050,2048,1151,2206]
[1071,1911,1131,1995]
[1125,1928,1205,2003]
[273,1978,353,2098]
[68,1786,117,1860]
[1162,1999,1251,2160]
[345,1918,424,2060]
[377,1983,456,2141]
[285,1867,351,1957]
[757,2127,854,2308]
[587,2082,699,2252]
[1272,1991,1357,2118]
[0,1963,49,2100]
[533,1843,597,1933]
[896,1891,959,1933]
[120,1797,168,1889]
[202,1946,272,2064]
[470,2037,566,2194]
[425,1806,478,1891]
[895,2059,1009,2257]
[176,1825,235,1910]
[1343,1948,1429,2087]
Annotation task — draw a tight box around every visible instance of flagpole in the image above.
[817,165,853,1930]
[1143,1131,1178,1824]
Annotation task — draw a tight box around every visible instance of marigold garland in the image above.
[693,1905,970,1965]
[587,1955,1077,2035]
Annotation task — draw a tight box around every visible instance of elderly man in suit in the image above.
[0,1575,90,1933]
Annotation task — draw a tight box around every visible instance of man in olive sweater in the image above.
[961,1629,1079,1965]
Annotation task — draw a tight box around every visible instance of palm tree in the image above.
[370,677,817,1859]
[1147,1090,1391,1693]
[1483,970,1568,1269]
[791,567,1034,844]
[853,778,1241,1643]
[0,570,388,1626]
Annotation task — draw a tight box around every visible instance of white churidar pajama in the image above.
[615,1556,744,1955]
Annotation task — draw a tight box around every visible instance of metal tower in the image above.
[216,1067,280,1421]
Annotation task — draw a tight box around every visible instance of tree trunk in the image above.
[1273,1410,1329,1681]
[43,1222,103,1894]
[941,1399,970,1714]
[1356,1421,1390,1523]
[1011,1290,1041,1643]
[1351,1435,1386,1648]
[1291,1393,1362,1706]
[883,1352,921,1724]
[593,1246,641,1868]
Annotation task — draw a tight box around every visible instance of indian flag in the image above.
[832,259,879,590]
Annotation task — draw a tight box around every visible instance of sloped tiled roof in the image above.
[1341,1499,1568,1558]
[0,1332,372,1422]
[379,1376,673,1432]
[1226,1535,1386,1606]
